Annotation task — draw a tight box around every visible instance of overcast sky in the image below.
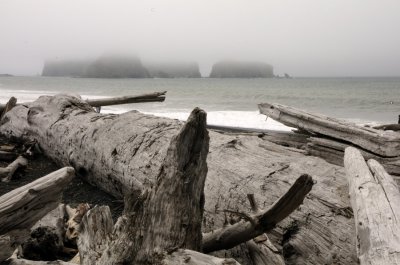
[1,0,399,76]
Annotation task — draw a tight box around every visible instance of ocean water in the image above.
[1,76,399,131]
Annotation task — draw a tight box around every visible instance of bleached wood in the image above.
[0,94,359,264]
[202,174,313,253]
[0,167,75,234]
[307,137,400,175]
[0,155,28,182]
[344,147,400,265]
[0,168,74,262]
[86,91,166,107]
[98,108,209,264]
[162,249,241,265]
[78,206,114,265]
[259,103,400,157]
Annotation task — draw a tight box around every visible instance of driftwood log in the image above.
[0,155,28,182]
[0,94,358,264]
[259,102,400,157]
[344,147,400,264]
[0,92,166,114]
[86,91,166,107]
[0,167,75,262]
[306,137,400,176]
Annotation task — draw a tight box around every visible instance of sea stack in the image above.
[84,55,150,78]
[209,61,274,78]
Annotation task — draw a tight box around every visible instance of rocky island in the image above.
[209,61,274,78]
[84,55,150,78]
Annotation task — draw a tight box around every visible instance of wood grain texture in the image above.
[0,95,358,264]
[259,102,400,157]
[344,147,400,265]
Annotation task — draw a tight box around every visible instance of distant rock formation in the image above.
[84,55,150,78]
[209,61,274,78]
[42,55,150,78]
[0,74,13,77]
[145,62,201,78]
[42,60,89,77]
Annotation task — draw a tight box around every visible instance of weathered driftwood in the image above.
[0,96,17,120]
[5,257,76,265]
[161,249,241,265]
[374,123,400,131]
[0,94,358,264]
[344,147,400,264]
[245,194,285,265]
[65,203,90,243]
[203,174,313,253]
[86,91,166,107]
[0,155,28,182]
[97,108,209,264]
[259,102,400,157]
[0,167,75,262]
[20,204,77,260]
[307,137,400,175]
[77,206,114,265]
[0,92,166,114]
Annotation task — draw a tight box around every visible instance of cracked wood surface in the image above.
[344,147,400,265]
[0,95,358,264]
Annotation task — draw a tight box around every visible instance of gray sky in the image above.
[1,0,399,76]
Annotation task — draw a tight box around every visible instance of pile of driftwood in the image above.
[0,93,399,264]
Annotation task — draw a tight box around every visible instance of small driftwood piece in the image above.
[0,167,75,262]
[202,174,313,253]
[86,91,166,107]
[0,96,17,120]
[344,147,400,264]
[65,203,90,243]
[162,249,241,265]
[0,155,28,182]
[245,194,285,265]
[259,103,400,157]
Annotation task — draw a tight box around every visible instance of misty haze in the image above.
[1,1,400,265]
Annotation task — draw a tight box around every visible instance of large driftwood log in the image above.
[0,92,166,114]
[344,147,400,264]
[0,94,358,264]
[259,102,400,157]
[0,167,75,262]
[96,108,209,264]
